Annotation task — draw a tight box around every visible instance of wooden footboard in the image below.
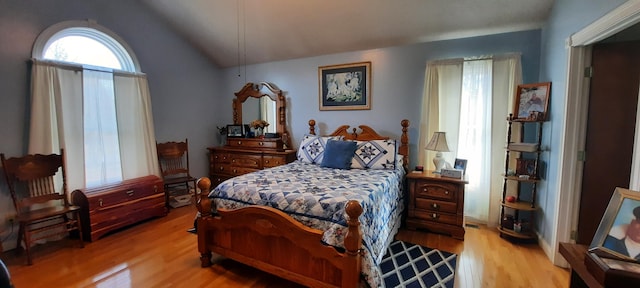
[195,177,363,288]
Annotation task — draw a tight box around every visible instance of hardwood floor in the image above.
[2,205,569,287]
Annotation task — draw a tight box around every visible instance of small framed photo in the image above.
[589,187,640,263]
[513,82,551,121]
[454,158,467,175]
[319,61,371,111]
[226,124,246,138]
[516,158,537,178]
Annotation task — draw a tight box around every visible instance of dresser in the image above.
[208,138,296,187]
[405,171,468,240]
[71,175,167,241]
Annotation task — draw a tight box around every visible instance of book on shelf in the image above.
[508,143,538,152]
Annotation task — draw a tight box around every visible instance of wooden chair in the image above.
[1,149,83,265]
[156,139,197,208]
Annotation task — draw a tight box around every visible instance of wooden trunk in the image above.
[71,175,167,241]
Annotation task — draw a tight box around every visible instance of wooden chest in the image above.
[208,146,296,187]
[71,175,167,241]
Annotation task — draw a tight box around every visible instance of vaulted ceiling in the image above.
[142,0,554,68]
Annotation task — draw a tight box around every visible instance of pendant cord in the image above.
[236,0,241,77]
[243,0,247,83]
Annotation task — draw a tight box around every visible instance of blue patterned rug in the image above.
[380,240,457,288]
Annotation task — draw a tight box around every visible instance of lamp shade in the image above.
[425,132,450,152]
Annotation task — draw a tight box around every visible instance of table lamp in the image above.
[425,131,450,173]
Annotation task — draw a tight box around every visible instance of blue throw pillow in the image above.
[320,139,357,169]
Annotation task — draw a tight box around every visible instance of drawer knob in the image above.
[259,142,264,146]
[233,169,238,173]
[237,141,242,145]
[444,190,449,195]
[99,199,103,207]
[423,188,428,192]
[431,213,439,219]
[431,203,439,210]
[265,160,270,164]
[219,167,224,171]
[126,190,134,196]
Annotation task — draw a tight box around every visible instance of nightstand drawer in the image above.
[415,181,457,201]
[413,210,458,225]
[415,198,457,213]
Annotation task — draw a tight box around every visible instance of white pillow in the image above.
[351,139,398,170]
[297,134,344,164]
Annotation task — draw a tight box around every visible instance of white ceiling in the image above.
[142,0,554,68]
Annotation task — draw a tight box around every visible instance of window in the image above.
[30,21,158,190]
[421,55,521,225]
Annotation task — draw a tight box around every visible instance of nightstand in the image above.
[405,170,468,240]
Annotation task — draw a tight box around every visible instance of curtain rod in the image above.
[29,58,146,77]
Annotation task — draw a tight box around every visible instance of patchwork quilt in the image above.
[209,160,406,287]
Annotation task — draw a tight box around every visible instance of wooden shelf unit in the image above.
[499,115,545,241]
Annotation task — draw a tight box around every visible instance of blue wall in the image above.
[537,0,627,252]
[217,30,542,168]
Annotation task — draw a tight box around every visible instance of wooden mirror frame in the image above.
[232,82,292,149]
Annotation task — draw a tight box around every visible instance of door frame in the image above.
[555,0,640,266]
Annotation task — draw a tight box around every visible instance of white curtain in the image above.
[419,59,463,167]
[83,70,123,187]
[457,59,493,223]
[420,54,521,226]
[114,73,161,179]
[29,62,85,190]
[29,60,160,192]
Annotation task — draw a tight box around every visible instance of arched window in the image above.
[30,20,157,189]
[33,20,139,71]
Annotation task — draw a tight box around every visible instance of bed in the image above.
[195,119,410,287]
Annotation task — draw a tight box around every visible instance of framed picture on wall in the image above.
[318,61,371,111]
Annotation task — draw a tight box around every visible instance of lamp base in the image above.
[433,152,446,173]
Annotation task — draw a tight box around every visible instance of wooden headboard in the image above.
[307,119,410,171]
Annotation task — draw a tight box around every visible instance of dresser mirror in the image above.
[242,97,276,134]
[232,82,292,149]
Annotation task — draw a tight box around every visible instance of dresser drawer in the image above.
[230,154,262,169]
[230,167,260,176]
[227,138,283,150]
[415,181,457,201]
[213,163,233,175]
[263,155,288,168]
[413,210,458,225]
[415,198,457,213]
[212,152,230,163]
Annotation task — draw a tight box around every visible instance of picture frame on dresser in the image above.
[226,124,246,138]
[589,187,640,263]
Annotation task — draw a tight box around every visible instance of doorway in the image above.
[576,41,640,244]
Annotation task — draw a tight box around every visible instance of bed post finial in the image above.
[344,200,363,256]
[400,119,410,171]
[196,177,212,217]
[308,119,316,135]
